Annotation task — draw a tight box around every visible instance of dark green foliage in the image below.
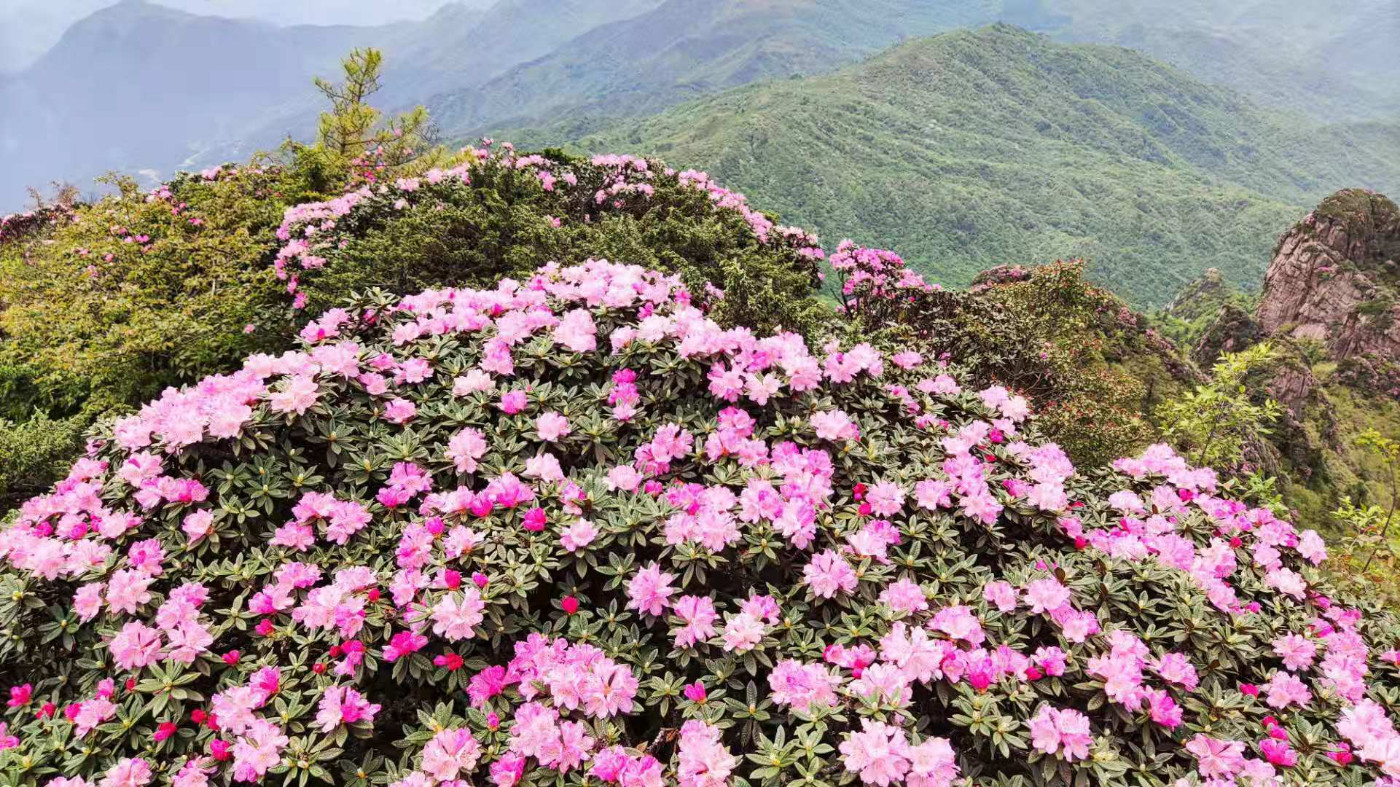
[1155,268,1261,355]
[0,165,320,417]
[1188,303,1268,368]
[841,258,1195,466]
[0,412,87,508]
[0,146,830,515]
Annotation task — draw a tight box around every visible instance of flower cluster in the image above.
[3,258,1400,787]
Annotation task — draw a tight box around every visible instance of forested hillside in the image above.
[555,25,1400,305]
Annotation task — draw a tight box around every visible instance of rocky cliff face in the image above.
[1257,189,1400,359]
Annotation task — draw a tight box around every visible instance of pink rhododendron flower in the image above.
[535,412,570,442]
[803,550,858,598]
[99,758,152,787]
[1023,577,1070,614]
[430,588,487,641]
[1029,705,1093,761]
[840,719,910,786]
[1264,671,1312,709]
[810,409,859,442]
[768,660,840,712]
[1184,734,1247,779]
[626,563,676,616]
[421,728,481,781]
[1273,633,1317,671]
[383,397,417,423]
[559,518,598,552]
[677,720,736,787]
[314,685,380,732]
[446,427,488,474]
[982,580,1018,612]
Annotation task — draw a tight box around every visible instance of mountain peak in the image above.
[1258,189,1400,359]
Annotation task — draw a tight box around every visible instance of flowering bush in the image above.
[0,165,316,417]
[0,144,830,516]
[0,204,77,248]
[2,256,1400,778]
[272,143,827,336]
[4,259,1400,786]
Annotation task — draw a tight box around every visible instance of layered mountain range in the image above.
[562,26,1400,304]
[3,0,1398,310]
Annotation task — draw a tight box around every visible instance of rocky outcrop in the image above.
[1263,343,1321,420]
[1257,189,1400,360]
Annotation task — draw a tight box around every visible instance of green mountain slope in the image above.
[550,25,1400,306]
[424,0,1000,137]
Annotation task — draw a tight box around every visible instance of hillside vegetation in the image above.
[556,25,1400,306]
[8,41,1400,785]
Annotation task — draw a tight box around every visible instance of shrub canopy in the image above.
[272,146,826,337]
[2,260,1399,786]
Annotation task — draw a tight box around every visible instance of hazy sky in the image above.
[0,0,475,71]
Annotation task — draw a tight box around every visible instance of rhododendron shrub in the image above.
[0,166,319,415]
[4,260,1400,785]
[273,143,827,335]
[832,249,1193,466]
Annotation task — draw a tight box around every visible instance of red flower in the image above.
[153,721,178,742]
[562,596,580,615]
[7,684,32,708]
[435,653,464,671]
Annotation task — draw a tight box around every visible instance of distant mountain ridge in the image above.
[3,0,1398,278]
[0,0,375,201]
[0,0,663,205]
[556,25,1400,305]
[0,0,479,73]
[422,0,999,138]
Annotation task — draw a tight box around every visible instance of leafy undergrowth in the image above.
[1,261,1399,785]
